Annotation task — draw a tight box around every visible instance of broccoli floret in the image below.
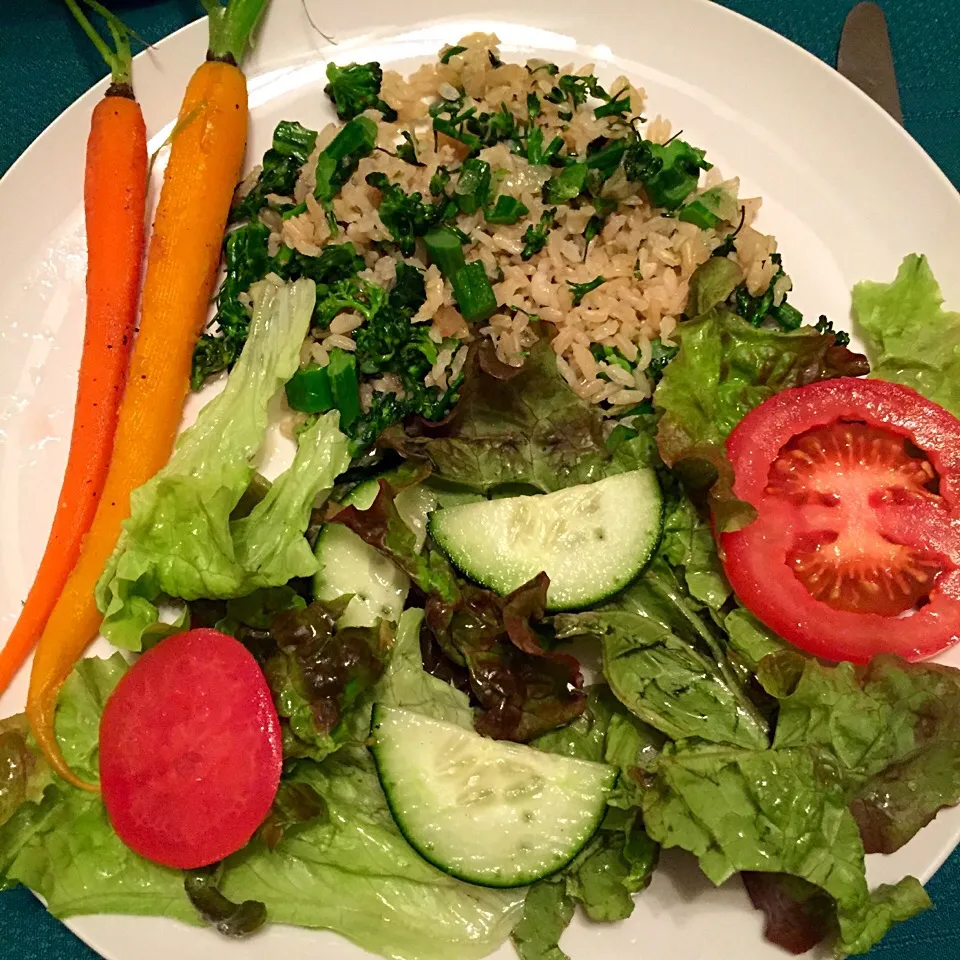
[191,222,274,388]
[231,121,318,224]
[521,208,557,260]
[315,278,388,328]
[630,139,711,210]
[395,131,423,167]
[466,103,520,148]
[289,242,365,289]
[365,172,453,255]
[544,74,609,108]
[324,62,397,122]
[345,263,463,449]
[622,138,664,186]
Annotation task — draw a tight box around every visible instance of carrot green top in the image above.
[63,0,135,94]
[202,0,271,65]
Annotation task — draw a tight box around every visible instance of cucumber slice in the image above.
[371,705,615,887]
[313,525,409,628]
[429,470,662,610]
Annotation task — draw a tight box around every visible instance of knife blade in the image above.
[837,2,903,124]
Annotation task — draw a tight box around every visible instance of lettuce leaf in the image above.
[97,286,350,649]
[658,489,730,609]
[98,277,318,647]
[852,254,960,416]
[220,745,524,960]
[759,651,960,854]
[384,339,644,493]
[555,562,768,750]
[641,744,929,956]
[378,608,474,727]
[511,880,575,960]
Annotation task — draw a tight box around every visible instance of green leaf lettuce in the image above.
[852,253,960,415]
[97,278,351,650]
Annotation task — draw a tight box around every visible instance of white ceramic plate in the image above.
[2,0,960,957]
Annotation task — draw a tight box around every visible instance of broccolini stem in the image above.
[202,0,270,65]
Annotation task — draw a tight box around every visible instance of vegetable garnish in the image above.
[720,377,960,663]
[99,628,282,869]
[26,0,271,790]
[0,0,146,696]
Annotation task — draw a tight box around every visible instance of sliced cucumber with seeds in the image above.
[371,705,615,887]
[429,469,663,610]
[313,525,408,628]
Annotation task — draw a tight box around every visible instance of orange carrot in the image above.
[0,2,145,696]
[27,0,270,790]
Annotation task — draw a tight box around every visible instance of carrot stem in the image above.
[63,0,133,89]
[202,0,269,64]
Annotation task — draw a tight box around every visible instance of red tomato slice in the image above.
[99,629,282,868]
[720,378,960,663]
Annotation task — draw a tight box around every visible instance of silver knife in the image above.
[837,2,903,124]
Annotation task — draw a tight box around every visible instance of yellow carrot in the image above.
[27,0,270,790]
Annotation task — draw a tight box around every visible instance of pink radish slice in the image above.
[99,628,282,869]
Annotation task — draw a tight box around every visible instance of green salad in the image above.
[4,37,960,960]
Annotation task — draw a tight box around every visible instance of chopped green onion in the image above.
[433,117,482,151]
[772,301,803,331]
[527,92,541,122]
[327,349,360,429]
[451,261,498,321]
[594,89,630,120]
[285,364,333,414]
[568,276,607,307]
[678,200,721,229]
[455,158,492,215]
[430,166,452,197]
[542,136,564,164]
[424,227,467,277]
[543,162,588,204]
[679,186,734,229]
[440,45,467,64]
[314,116,378,203]
[485,195,530,225]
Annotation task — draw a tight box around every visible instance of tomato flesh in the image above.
[767,422,943,616]
[721,378,960,663]
[99,629,282,869]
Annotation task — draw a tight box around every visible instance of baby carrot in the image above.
[0,1,145,696]
[27,0,270,790]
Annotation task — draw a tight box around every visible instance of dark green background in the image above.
[1,1,958,958]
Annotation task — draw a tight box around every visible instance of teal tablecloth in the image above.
[0,1,958,958]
